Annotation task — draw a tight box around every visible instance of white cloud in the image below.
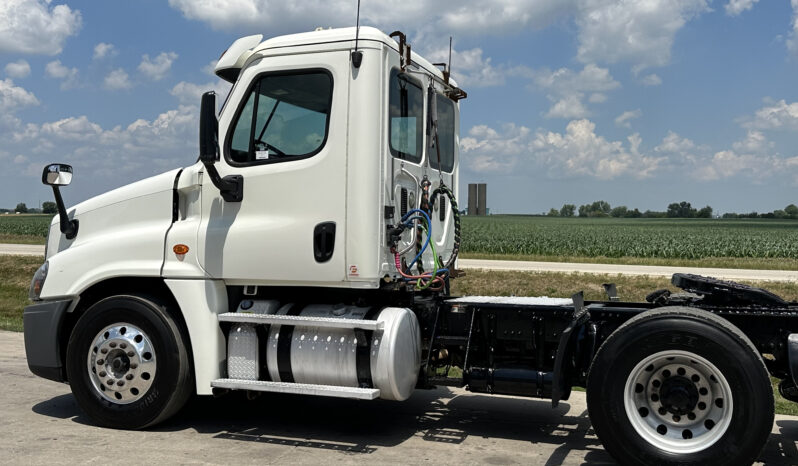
[460,119,662,179]
[169,0,708,74]
[744,99,798,130]
[0,78,39,112]
[45,60,78,89]
[170,80,232,105]
[0,0,82,55]
[641,74,663,86]
[788,0,798,55]
[426,47,503,87]
[530,64,620,118]
[8,105,200,182]
[13,154,27,164]
[576,0,709,71]
[546,95,590,119]
[4,60,30,79]
[104,68,132,90]
[138,52,178,81]
[732,130,772,153]
[654,130,786,181]
[725,0,760,16]
[93,42,117,60]
[615,109,642,128]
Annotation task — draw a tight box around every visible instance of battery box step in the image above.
[218,312,383,331]
[210,378,381,400]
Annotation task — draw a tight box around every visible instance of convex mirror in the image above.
[42,163,73,186]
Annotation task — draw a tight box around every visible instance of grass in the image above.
[451,269,798,302]
[0,255,43,332]
[0,233,46,245]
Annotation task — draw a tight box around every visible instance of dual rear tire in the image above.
[587,307,774,466]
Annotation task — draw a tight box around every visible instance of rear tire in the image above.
[587,307,773,466]
[65,294,193,429]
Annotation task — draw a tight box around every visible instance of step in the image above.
[211,378,381,400]
[218,312,383,331]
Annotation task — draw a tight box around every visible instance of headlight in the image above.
[29,261,48,301]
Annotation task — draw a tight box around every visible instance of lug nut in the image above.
[99,371,107,377]
[130,363,138,369]
[101,348,108,354]
[127,351,134,357]
[96,359,104,365]
[109,342,117,348]
[126,374,134,380]
[106,379,114,386]
[120,343,127,349]
[117,381,124,387]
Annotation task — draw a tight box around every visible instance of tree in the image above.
[15,203,27,213]
[42,202,57,214]
[785,204,798,219]
[696,206,713,218]
[610,206,628,218]
[560,204,576,217]
[578,204,589,217]
[547,208,559,217]
[667,201,697,218]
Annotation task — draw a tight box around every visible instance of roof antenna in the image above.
[351,0,363,68]
[446,36,452,84]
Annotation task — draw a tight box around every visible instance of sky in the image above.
[1,0,798,215]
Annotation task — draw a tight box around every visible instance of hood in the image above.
[69,169,182,217]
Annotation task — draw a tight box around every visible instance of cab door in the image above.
[197,51,349,285]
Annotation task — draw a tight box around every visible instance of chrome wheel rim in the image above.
[623,350,733,454]
[87,323,157,404]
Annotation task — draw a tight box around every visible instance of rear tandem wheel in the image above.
[586,306,774,466]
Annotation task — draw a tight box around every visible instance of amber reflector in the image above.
[173,244,189,255]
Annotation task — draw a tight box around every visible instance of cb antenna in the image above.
[446,36,452,84]
[351,0,363,68]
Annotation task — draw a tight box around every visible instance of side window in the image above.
[227,71,332,165]
[389,69,423,163]
[430,94,455,173]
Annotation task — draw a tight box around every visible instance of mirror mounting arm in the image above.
[202,162,244,202]
[199,91,243,202]
[51,185,78,239]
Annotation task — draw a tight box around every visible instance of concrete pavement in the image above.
[459,258,798,282]
[1,330,797,464]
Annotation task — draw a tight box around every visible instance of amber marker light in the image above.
[173,244,190,255]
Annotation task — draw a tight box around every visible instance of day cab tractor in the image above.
[23,27,798,465]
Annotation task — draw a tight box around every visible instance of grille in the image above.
[400,188,408,217]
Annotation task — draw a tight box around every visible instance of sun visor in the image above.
[215,34,263,83]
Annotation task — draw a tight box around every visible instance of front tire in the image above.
[66,295,192,429]
[587,307,773,466]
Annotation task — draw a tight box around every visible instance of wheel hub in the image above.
[624,350,733,454]
[659,376,698,415]
[87,323,157,404]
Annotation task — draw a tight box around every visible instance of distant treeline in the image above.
[547,201,798,219]
[0,202,57,214]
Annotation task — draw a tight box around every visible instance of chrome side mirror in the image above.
[42,163,73,186]
[41,163,78,239]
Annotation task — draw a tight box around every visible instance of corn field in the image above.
[461,216,798,259]
[0,215,52,237]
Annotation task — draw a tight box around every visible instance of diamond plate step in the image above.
[211,378,380,400]
[218,312,383,330]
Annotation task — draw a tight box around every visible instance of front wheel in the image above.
[65,295,193,429]
[587,307,773,466]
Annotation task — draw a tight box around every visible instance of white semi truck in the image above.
[23,27,798,465]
